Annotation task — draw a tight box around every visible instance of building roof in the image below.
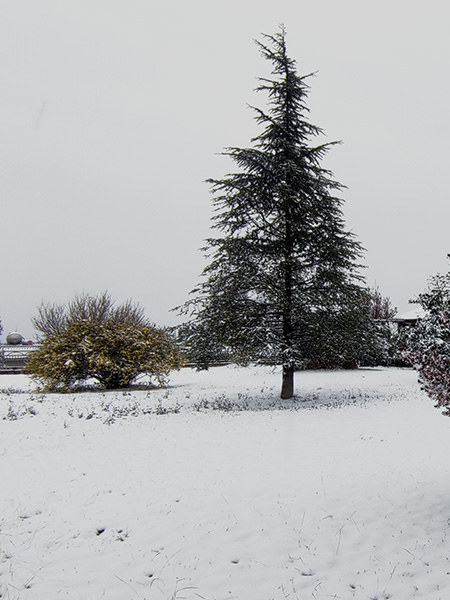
[393,307,427,322]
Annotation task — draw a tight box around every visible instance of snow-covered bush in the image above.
[401,267,450,415]
[25,293,182,391]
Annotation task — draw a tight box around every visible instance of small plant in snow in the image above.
[5,403,19,421]
[114,528,130,542]
[3,402,38,420]
[211,395,238,412]
[154,399,181,415]
[0,387,25,396]
[193,398,210,411]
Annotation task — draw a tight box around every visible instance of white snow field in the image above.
[1,366,450,600]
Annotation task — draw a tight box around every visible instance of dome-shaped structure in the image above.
[6,332,24,345]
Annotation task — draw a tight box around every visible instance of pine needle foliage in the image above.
[25,292,182,391]
[178,27,366,398]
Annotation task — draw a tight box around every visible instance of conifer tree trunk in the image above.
[281,364,294,399]
[280,200,295,399]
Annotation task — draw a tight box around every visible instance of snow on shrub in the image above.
[25,292,182,391]
[401,265,450,415]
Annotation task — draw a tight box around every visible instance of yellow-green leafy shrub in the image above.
[25,293,182,390]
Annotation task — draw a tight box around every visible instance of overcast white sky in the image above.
[2,1,449,339]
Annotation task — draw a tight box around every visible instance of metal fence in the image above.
[0,345,37,373]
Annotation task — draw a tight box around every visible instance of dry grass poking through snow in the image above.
[1,366,450,599]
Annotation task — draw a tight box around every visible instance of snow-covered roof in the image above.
[394,307,427,321]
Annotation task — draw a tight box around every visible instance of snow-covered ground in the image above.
[1,366,450,599]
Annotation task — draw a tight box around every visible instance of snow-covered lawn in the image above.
[1,366,450,599]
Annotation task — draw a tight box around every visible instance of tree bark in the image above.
[281,186,294,400]
[281,364,294,399]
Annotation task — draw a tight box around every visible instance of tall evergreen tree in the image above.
[179,27,364,398]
